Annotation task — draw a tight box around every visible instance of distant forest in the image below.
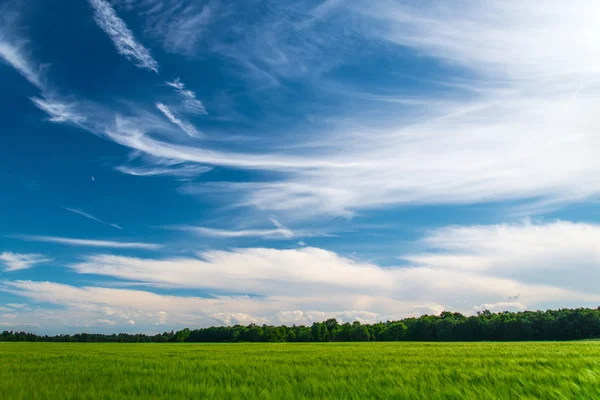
[3,307,600,342]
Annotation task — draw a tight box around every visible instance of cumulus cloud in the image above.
[69,247,393,295]
[96,318,117,326]
[0,280,288,332]
[0,280,438,332]
[4,1,600,333]
[4,220,600,331]
[0,252,51,272]
[473,302,527,313]
[87,0,159,72]
[69,220,600,307]
[403,220,600,293]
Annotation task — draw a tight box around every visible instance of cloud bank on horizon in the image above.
[1,0,599,333]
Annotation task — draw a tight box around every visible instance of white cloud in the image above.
[117,152,212,179]
[13,235,162,250]
[175,217,300,239]
[96,318,116,325]
[121,1,212,54]
[0,280,435,332]
[69,247,393,295]
[181,227,295,239]
[274,310,382,325]
[156,102,200,138]
[19,0,596,219]
[64,207,122,230]
[116,164,212,178]
[6,303,28,309]
[403,220,600,293]
[0,9,45,89]
[473,302,526,313]
[164,77,185,90]
[0,252,51,272]
[102,78,600,218]
[203,1,351,85]
[159,5,212,54]
[5,220,600,331]
[69,222,600,307]
[157,311,167,325]
[358,0,600,83]
[8,0,600,223]
[87,0,159,73]
[211,312,266,326]
[0,16,93,134]
[0,40,44,90]
[96,0,600,218]
[0,280,284,332]
[30,97,86,124]
[165,78,207,115]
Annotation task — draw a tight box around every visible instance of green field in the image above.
[2,342,600,399]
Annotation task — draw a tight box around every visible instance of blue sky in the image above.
[2,0,600,334]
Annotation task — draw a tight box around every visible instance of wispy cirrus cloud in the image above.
[204,0,352,85]
[64,208,122,230]
[13,235,161,250]
[165,78,207,115]
[116,164,212,178]
[156,4,212,54]
[30,97,86,124]
[174,217,298,239]
[115,0,213,54]
[0,12,89,130]
[0,8,45,89]
[155,102,200,138]
[87,0,159,73]
[116,151,212,179]
[179,227,293,239]
[0,252,51,272]
[0,39,44,90]
[140,0,600,217]
[10,0,600,221]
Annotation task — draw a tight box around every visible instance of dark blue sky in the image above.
[1,0,600,333]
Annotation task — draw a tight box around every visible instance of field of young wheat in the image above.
[2,341,600,399]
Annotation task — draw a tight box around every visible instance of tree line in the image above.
[3,307,600,342]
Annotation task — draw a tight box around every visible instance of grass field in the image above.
[2,342,600,399]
